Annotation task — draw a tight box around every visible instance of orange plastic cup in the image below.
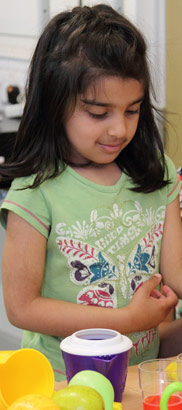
[0,348,54,408]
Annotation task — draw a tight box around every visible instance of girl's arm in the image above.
[2,211,178,337]
[158,315,182,358]
[160,195,182,298]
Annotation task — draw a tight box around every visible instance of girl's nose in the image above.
[107,115,126,139]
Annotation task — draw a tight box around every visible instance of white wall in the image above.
[0,0,50,109]
[123,0,166,110]
[50,0,78,17]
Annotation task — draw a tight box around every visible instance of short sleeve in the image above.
[165,154,181,205]
[0,176,50,238]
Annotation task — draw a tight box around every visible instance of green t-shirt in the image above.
[0,155,180,381]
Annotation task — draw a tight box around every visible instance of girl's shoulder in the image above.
[0,174,52,237]
[164,154,179,183]
[10,174,36,190]
[163,154,181,203]
[164,154,177,175]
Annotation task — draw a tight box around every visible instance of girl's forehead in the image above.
[80,76,144,104]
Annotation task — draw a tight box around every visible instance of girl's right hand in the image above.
[127,274,178,332]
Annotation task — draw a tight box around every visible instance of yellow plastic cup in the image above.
[113,403,122,409]
[0,348,55,408]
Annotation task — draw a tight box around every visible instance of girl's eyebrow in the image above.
[81,98,112,107]
[81,97,144,107]
[128,97,144,106]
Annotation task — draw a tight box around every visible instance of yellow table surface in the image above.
[55,363,143,410]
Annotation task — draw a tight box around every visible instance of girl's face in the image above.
[64,76,144,165]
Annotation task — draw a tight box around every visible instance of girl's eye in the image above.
[88,112,108,119]
[126,109,140,116]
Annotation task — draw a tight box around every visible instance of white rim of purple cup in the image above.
[60,328,133,356]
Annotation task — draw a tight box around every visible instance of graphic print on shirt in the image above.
[56,201,165,358]
[57,238,118,308]
[120,222,163,299]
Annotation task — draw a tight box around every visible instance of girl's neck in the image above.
[70,162,122,186]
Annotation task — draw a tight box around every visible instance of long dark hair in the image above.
[0,4,168,192]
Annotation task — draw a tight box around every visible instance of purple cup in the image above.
[60,328,132,402]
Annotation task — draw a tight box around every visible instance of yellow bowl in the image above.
[0,349,54,407]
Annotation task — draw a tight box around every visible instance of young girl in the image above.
[0,4,181,381]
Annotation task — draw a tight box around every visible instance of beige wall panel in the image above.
[166,0,182,168]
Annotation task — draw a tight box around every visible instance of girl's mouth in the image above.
[98,142,123,153]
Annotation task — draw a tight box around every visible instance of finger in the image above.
[141,273,162,294]
[150,289,165,299]
[162,285,177,297]
[161,285,178,305]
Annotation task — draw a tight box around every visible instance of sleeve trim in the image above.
[167,179,180,198]
[4,200,50,232]
[53,367,66,376]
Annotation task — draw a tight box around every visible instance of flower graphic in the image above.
[70,260,91,282]
[89,252,117,283]
[128,244,150,274]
